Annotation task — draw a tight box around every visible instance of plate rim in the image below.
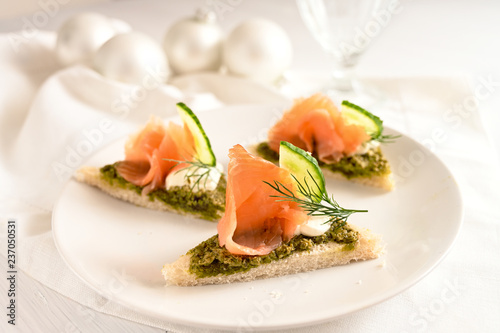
[51,105,464,331]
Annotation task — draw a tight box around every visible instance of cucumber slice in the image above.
[176,102,216,166]
[341,100,383,139]
[279,141,326,201]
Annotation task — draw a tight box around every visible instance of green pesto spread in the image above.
[256,142,390,179]
[256,142,280,162]
[188,220,358,278]
[100,164,226,221]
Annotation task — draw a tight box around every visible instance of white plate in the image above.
[52,105,463,331]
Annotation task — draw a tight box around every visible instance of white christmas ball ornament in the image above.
[55,12,131,67]
[223,18,293,83]
[93,32,169,85]
[163,10,223,74]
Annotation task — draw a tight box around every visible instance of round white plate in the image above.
[52,105,463,331]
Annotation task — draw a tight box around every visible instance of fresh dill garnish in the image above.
[163,158,220,193]
[264,170,367,223]
[373,133,401,144]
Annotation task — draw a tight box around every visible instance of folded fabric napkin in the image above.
[1,31,499,333]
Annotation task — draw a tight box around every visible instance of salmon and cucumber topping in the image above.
[162,142,382,286]
[254,93,399,190]
[75,103,226,222]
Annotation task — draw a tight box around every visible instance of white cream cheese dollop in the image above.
[295,199,338,237]
[355,140,380,155]
[165,162,223,192]
[295,215,331,237]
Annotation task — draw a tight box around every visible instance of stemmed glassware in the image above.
[296,0,390,105]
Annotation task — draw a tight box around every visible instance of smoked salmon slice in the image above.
[268,93,370,162]
[116,116,194,195]
[217,145,308,256]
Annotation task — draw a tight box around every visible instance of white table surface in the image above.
[1,0,499,332]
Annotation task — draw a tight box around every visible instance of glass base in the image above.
[275,71,388,112]
[323,77,387,109]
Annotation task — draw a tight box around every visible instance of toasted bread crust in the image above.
[162,226,383,286]
[74,166,224,221]
[321,168,394,191]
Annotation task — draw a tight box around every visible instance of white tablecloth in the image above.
[1,1,500,332]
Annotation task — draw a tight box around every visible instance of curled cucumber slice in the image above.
[341,100,383,140]
[279,141,326,202]
[176,102,216,166]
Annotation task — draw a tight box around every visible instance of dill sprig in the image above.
[264,171,367,223]
[163,158,220,193]
[373,133,401,144]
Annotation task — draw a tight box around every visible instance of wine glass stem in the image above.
[330,62,356,92]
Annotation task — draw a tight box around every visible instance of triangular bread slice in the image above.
[162,225,383,286]
[75,165,226,222]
